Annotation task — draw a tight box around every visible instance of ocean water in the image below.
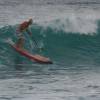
[0,0,100,100]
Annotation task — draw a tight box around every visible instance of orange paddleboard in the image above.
[9,42,52,64]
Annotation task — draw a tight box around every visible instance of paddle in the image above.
[25,30,44,52]
[30,36,44,52]
[31,36,39,49]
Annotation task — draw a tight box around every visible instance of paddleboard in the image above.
[8,40,52,64]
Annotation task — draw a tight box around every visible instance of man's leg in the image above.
[16,38,24,49]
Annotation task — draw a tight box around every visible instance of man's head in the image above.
[28,18,33,25]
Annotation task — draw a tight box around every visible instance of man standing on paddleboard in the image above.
[16,19,33,49]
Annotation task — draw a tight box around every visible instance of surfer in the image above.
[16,19,33,49]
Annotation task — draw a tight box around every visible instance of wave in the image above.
[0,19,100,66]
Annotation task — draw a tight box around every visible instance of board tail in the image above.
[5,38,15,45]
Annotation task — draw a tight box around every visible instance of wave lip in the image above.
[0,13,100,65]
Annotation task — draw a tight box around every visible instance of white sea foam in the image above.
[0,5,100,35]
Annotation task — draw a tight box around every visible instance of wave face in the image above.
[0,1,100,66]
[0,19,100,66]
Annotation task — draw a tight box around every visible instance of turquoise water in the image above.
[0,1,100,100]
[0,20,100,100]
[1,22,100,66]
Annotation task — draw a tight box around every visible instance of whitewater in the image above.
[0,0,100,100]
